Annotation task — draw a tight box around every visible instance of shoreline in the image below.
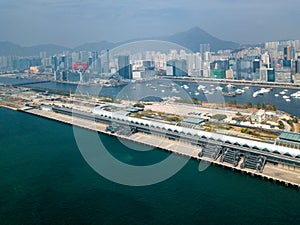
[165,77,300,89]
[0,102,18,111]
[2,105,298,189]
[2,74,299,90]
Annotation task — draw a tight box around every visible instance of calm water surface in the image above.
[0,107,299,225]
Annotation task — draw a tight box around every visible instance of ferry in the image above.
[252,88,271,97]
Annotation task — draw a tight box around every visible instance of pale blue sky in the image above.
[0,0,299,47]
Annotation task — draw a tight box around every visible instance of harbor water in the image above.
[15,78,300,117]
[1,77,300,116]
[0,107,299,224]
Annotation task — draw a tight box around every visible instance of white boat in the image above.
[215,86,223,91]
[197,85,206,91]
[252,88,271,97]
[285,99,291,102]
[284,89,288,92]
[291,91,300,98]
[226,84,235,89]
[203,90,209,94]
[183,84,189,90]
[244,86,250,89]
[279,91,286,95]
[195,92,200,96]
[274,94,279,97]
[260,88,271,93]
[235,89,245,94]
[283,95,290,99]
[161,89,165,93]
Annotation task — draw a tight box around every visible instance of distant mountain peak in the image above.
[165,27,240,52]
[0,27,240,56]
[186,26,206,32]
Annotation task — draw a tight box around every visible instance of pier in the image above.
[19,107,300,188]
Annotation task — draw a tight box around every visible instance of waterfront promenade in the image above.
[20,107,300,188]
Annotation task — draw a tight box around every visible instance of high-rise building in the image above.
[261,52,271,68]
[51,56,58,72]
[39,51,47,59]
[200,43,210,61]
[200,43,210,53]
[260,67,267,81]
[210,60,228,79]
[166,60,187,76]
[284,46,291,60]
[80,51,89,62]
[118,55,132,79]
[253,58,260,73]
[267,68,275,82]
[71,52,80,64]
[275,67,292,83]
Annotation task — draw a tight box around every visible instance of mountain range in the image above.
[0,27,240,56]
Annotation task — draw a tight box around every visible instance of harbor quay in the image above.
[17,106,300,189]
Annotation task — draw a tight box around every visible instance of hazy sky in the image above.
[0,0,299,47]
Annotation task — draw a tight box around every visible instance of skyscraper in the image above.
[200,43,210,53]
[284,46,291,60]
[166,60,187,76]
[200,43,210,61]
[118,55,132,79]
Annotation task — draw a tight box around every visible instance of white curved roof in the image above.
[93,106,300,157]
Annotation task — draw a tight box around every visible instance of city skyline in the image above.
[0,0,300,47]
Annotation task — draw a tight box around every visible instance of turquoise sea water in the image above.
[0,107,299,225]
